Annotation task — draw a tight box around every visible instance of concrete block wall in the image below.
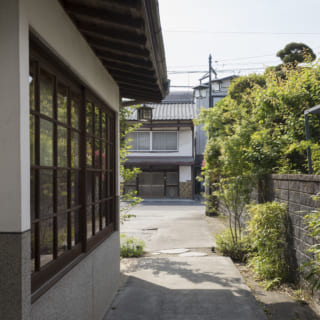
[217,174,320,281]
[266,174,320,274]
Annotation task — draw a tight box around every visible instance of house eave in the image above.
[59,0,169,102]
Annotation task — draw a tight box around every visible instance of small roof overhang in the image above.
[126,156,195,166]
[60,0,169,102]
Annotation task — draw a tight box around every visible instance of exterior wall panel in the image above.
[31,232,120,320]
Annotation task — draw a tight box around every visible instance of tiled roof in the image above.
[162,90,193,103]
[126,102,196,120]
[126,90,196,120]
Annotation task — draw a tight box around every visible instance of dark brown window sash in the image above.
[30,36,117,297]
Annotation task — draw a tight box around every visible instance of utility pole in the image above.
[205,54,216,216]
[209,54,213,109]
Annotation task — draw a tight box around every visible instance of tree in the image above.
[119,106,142,221]
[277,42,316,66]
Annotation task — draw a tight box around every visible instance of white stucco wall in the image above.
[179,166,192,182]
[129,128,193,157]
[0,0,120,233]
[26,0,119,110]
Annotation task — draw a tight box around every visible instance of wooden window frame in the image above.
[30,36,117,300]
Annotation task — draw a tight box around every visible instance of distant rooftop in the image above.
[162,90,194,104]
[193,75,238,89]
[126,90,196,121]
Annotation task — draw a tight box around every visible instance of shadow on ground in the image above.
[123,257,243,289]
[105,275,266,320]
[259,300,320,320]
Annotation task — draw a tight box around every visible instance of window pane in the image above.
[30,169,36,220]
[71,210,80,246]
[57,126,67,167]
[128,132,150,151]
[86,206,93,238]
[39,169,53,217]
[71,171,80,207]
[87,138,93,167]
[94,204,100,234]
[86,171,93,204]
[101,142,106,171]
[86,102,93,135]
[40,119,53,166]
[31,223,35,273]
[30,62,35,110]
[94,140,100,168]
[95,173,100,201]
[30,115,35,166]
[71,131,79,168]
[101,201,107,227]
[152,132,177,151]
[57,170,67,212]
[137,132,150,150]
[57,214,68,256]
[40,219,53,267]
[101,113,106,140]
[71,92,80,129]
[95,106,100,137]
[57,83,68,124]
[40,69,54,117]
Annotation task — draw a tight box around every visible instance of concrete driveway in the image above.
[104,202,267,320]
[120,201,215,251]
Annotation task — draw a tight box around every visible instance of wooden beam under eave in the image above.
[88,44,151,65]
[94,48,151,69]
[115,77,159,91]
[63,2,144,29]
[80,29,145,50]
[105,67,156,83]
[120,87,162,102]
[101,59,154,76]
[75,19,147,45]
[84,34,149,57]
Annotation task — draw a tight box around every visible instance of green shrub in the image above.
[247,202,289,286]
[120,235,145,258]
[216,229,251,262]
[301,210,320,291]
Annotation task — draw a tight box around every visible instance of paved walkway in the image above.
[104,203,267,320]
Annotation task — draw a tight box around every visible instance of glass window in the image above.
[152,132,177,151]
[128,131,178,151]
[128,132,150,151]
[29,51,116,294]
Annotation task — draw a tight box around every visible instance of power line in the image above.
[164,30,320,36]
[168,67,267,74]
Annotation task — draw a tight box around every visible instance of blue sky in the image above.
[159,0,320,87]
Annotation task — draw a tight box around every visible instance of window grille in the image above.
[30,40,116,295]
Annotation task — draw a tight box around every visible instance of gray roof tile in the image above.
[126,102,196,120]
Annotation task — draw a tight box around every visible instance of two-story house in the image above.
[125,91,196,199]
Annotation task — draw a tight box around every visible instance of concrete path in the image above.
[119,202,215,251]
[104,203,267,320]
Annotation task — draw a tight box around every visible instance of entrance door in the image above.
[139,172,165,198]
[138,171,179,198]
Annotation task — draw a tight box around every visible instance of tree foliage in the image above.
[120,106,142,220]
[277,42,316,66]
[197,59,320,183]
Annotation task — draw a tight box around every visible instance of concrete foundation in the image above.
[0,231,31,320]
[179,181,192,199]
[31,231,120,320]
